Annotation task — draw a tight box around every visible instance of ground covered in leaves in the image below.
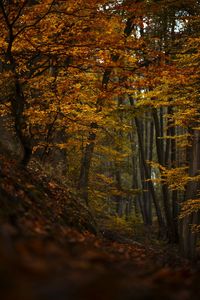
[0,156,200,300]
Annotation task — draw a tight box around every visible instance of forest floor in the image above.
[0,156,200,300]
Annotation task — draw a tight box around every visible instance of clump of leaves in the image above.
[180,199,200,219]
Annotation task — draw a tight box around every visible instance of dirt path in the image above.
[1,225,199,300]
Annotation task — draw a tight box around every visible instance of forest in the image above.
[0,0,200,299]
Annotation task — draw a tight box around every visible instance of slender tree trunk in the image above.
[78,130,96,205]
[115,169,124,217]
[11,68,32,166]
[180,129,200,259]
[135,116,165,232]
[146,118,154,225]
[170,110,179,242]
[1,2,32,166]
[152,108,177,241]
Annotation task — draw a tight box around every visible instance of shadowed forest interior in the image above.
[0,1,200,299]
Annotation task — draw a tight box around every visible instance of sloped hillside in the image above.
[0,155,97,236]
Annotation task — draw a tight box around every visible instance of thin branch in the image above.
[11,0,29,26]
[14,0,56,39]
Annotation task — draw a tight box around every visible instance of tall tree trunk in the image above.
[152,108,177,241]
[115,169,124,217]
[135,116,165,232]
[1,1,32,166]
[11,77,32,166]
[130,128,144,221]
[78,130,96,205]
[169,110,179,242]
[180,129,200,259]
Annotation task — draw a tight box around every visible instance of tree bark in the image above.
[180,129,200,259]
[135,116,165,232]
[0,1,32,166]
[152,108,177,241]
